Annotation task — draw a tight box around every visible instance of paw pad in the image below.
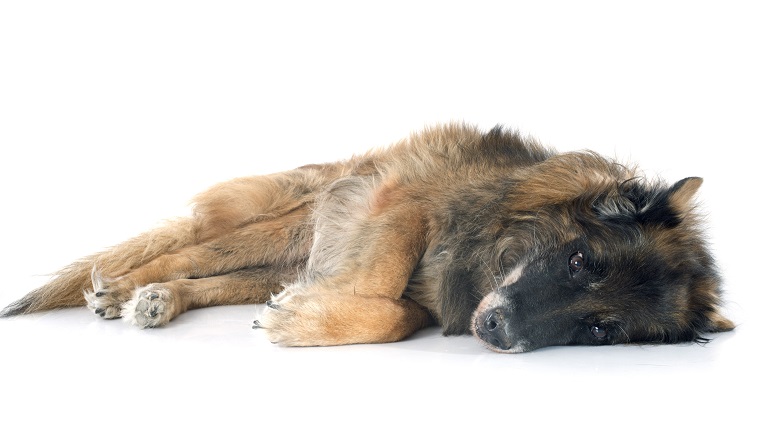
[122,285,175,328]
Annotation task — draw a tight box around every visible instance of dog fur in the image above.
[0,123,734,352]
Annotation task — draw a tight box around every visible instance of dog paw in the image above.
[121,285,177,328]
[85,268,128,319]
[253,293,327,346]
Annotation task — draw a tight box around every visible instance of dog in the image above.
[0,123,734,352]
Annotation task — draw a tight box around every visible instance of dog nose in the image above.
[485,308,505,331]
[479,308,511,351]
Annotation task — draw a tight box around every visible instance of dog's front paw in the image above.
[121,285,177,328]
[253,294,326,346]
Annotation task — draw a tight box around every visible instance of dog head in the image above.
[471,155,734,353]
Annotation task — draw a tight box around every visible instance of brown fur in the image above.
[0,123,733,351]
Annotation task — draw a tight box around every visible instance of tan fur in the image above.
[1,123,733,350]
[262,293,432,346]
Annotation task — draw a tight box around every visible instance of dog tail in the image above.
[0,217,199,317]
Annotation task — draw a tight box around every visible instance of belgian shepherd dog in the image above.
[0,124,734,352]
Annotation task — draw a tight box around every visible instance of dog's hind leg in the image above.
[86,204,313,321]
[93,265,298,328]
[81,164,341,316]
[0,217,201,317]
[1,165,339,318]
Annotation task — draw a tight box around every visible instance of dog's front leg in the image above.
[254,293,433,346]
[254,187,433,346]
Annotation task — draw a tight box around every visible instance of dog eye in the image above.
[590,325,607,339]
[569,252,585,273]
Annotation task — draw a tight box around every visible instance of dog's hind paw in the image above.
[85,268,128,319]
[122,285,177,328]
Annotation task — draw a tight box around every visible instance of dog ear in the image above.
[509,152,626,211]
[630,177,703,228]
[668,177,703,215]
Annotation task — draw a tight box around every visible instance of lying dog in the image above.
[0,124,734,352]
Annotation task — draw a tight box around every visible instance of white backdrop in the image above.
[1,1,757,429]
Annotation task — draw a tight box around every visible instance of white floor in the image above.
[1,2,758,429]
[0,298,753,429]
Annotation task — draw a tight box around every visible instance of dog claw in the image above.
[265,300,280,310]
[95,291,107,297]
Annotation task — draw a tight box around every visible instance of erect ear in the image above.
[668,177,703,215]
[635,177,703,227]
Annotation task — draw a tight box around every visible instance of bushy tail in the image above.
[0,217,199,317]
